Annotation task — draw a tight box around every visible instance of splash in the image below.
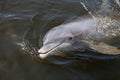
[81,0,120,37]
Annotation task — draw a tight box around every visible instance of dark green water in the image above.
[0,0,120,80]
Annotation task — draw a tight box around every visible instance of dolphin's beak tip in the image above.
[38,49,42,54]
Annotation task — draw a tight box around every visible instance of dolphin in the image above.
[38,16,120,60]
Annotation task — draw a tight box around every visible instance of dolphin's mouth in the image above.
[39,42,63,59]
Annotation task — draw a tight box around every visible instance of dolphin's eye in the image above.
[68,37,73,40]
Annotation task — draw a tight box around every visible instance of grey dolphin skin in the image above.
[38,16,120,60]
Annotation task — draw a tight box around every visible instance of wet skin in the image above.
[38,17,120,60]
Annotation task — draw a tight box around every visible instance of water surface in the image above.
[0,0,120,80]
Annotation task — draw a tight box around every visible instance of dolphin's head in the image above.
[38,26,78,59]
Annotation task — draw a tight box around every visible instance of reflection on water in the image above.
[0,0,120,80]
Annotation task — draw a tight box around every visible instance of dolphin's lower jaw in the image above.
[38,43,62,59]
